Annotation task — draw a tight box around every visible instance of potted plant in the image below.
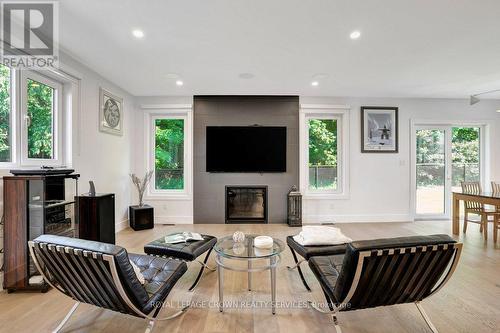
[129,171,154,230]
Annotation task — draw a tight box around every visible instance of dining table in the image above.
[452,191,500,235]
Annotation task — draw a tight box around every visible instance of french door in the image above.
[412,125,482,219]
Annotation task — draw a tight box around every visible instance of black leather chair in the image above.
[29,235,189,333]
[286,235,347,291]
[307,234,462,333]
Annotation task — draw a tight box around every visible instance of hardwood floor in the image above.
[1,221,499,333]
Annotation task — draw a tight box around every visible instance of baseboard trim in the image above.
[154,215,193,224]
[115,219,129,232]
[303,214,414,224]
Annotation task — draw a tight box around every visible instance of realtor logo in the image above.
[1,1,59,69]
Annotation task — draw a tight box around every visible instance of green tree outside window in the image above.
[155,119,184,190]
[27,78,54,159]
[308,119,338,190]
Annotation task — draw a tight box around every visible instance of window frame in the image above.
[0,64,16,166]
[19,70,63,166]
[145,106,192,199]
[300,105,350,199]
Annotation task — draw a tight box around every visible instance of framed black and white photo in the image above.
[361,106,398,153]
[99,88,123,136]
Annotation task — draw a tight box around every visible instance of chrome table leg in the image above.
[248,259,252,291]
[270,256,277,315]
[218,255,224,312]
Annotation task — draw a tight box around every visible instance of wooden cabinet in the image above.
[3,174,79,292]
[77,193,115,244]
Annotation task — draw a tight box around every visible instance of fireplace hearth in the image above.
[225,186,268,223]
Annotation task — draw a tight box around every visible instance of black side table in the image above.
[129,205,154,230]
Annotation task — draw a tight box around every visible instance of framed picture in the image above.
[361,106,398,153]
[99,88,123,136]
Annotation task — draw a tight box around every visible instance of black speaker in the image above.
[77,193,115,244]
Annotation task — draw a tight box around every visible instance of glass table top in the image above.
[214,234,285,259]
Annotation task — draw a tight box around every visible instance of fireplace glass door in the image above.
[226,186,267,223]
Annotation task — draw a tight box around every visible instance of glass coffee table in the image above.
[214,234,285,314]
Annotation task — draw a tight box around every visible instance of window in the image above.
[308,118,338,190]
[154,118,184,190]
[0,67,67,167]
[0,64,11,162]
[21,71,62,165]
[300,105,350,198]
[145,107,192,198]
[26,78,55,159]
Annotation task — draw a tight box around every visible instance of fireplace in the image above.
[225,186,268,223]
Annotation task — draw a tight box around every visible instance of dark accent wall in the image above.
[193,96,299,224]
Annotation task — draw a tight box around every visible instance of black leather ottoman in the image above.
[144,234,217,291]
[286,235,347,291]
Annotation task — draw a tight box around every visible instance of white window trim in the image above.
[0,66,17,168]
[19,70,63,166]
[144,105,193,200]
[0,66,78,169]
[1,66,16,168]
[299,104,350,199]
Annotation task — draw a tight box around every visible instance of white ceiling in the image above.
[59,0,500,98]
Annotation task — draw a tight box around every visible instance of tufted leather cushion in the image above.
[128,254,187,314]
[308,254,344,303]
[144,234,217,261]
[33,235,186,315]
[286,235,347,260]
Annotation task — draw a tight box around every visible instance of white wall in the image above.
[0,52,135,288]
[131,95,499,225]
[300,96,500,223]
[132,96,194,224]
[60,52,135,230]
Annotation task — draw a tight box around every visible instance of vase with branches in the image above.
[130,171,154,207]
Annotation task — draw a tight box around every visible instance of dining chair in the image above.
[491,181,500,242]
[460,182,498,240]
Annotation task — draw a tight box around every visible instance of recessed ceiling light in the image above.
[497,109,500,113]
[175,80,184,86]
[311,81,319,87]
[132,29,144,39]
[238,73,255,79]
[350,30,361,40]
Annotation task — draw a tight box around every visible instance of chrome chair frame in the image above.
[28,241,189,333]
[308,242,463,333]
[286,246,311,291]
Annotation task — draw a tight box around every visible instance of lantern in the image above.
[287,185,302,227]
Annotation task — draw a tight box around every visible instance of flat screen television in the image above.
[206,126,286,172]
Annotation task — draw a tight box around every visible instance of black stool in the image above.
[144,233,217,291]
